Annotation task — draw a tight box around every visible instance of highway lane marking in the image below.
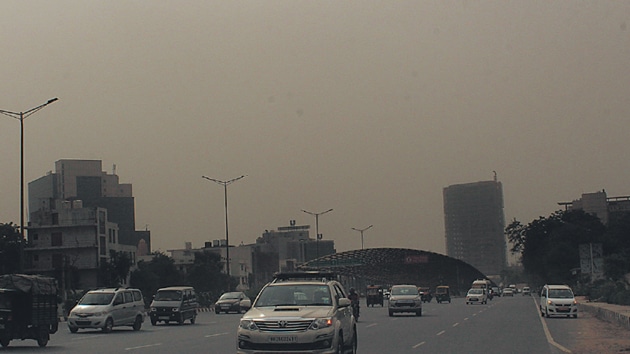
[412,341,426,348]
[205,332,229,337]
[463,317,469,321]
[70,335,101,341]
[125,343,162,350]
[532,297,572,353]
[436,330,445,336]
[452,322,459,327]
[365,323,378,328]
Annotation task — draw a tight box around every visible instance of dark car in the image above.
[214,292,251,314]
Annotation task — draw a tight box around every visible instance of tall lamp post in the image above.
[1,98,58,272]
[202,175,245,292]
[302,208,333,261]
[352,225,373,250]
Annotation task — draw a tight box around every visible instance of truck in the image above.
[0,274,59,347]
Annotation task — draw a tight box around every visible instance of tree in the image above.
[129,252,182,306]
[506,209,605,285]
[187,251,232,304]
[0,223,23,275]
[98,250,133,287]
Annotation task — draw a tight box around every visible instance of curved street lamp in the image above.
[352,225,373,250]
[1,98,59,272]
[202,175,245,292]
[302,208,333,260]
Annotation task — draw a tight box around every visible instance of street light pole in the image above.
[302,208,333,261]
[352,225,373,250]
[202,175,245,292]
[1,98,58,273]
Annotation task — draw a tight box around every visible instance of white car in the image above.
[68,288,145,333]
[540,284,577,318]
[522,287,531,296]
[388,285,422,316]
[237,271,357,354]
[466,288,488,304]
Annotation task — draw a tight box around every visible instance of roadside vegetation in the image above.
[506,209,630,305]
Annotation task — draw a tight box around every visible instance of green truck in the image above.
[0,274,59,347]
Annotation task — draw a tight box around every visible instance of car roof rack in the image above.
[272,271,337,283]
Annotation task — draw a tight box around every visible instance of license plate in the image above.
[268,336,298,343]
[159,316,170,320]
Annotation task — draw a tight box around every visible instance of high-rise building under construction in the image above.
[443,179,506,276]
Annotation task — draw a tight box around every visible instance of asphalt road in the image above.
[2,295,618,353]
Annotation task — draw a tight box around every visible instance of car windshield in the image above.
[468,289,483,295]
[219,292,243,300]
[155,290,182,301]
[549,289,574,298]
[391,286,418,296]
[255,285,332,307]
[79,292,114,305]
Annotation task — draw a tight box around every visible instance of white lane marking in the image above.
[71,335,101,341]
[533,297,572,353]
[452,322,459,327]
[436,330,445,336]
[412,341,426,348]
[125,343,162,350]
[366,323,378,328]
[205,332,229,338]
[463,317,469,321]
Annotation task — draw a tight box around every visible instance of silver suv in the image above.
[237,271,357,354]
[68,288,146,333]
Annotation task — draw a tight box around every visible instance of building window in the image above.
[100,236,106,255]
[51,232,62,247]
[52,213,59,225]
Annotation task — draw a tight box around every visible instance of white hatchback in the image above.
[539,284,577,318]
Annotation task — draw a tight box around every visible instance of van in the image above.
[149,286,198,325]
[539,284,577,318]
[67,288,145,333]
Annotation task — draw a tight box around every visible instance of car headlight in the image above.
[150,307,157,312]
[309,317,333,330]
[172,307,179,312]
[239,319,259,331]
[547,300,553,305]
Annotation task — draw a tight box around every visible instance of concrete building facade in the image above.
[443,179,506,277]
[26,159,148,289]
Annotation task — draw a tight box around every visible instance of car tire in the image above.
[572,314,577,318]
[133,315,142,331]
[151,318,157,326]
[177,313,184,325]
[0,336,10,348]
[348,328,358,354]
[102,318,114,333]
[190,314,196,324]
[388,310,394,317]
[336,333,344,354]
[69,326,78,333]
[37,328,49,347]
[545,309,550,318]
[416,309,422,316]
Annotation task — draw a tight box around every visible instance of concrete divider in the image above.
[578,299,630,330]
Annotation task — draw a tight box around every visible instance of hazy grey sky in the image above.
[2,1,629,255]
